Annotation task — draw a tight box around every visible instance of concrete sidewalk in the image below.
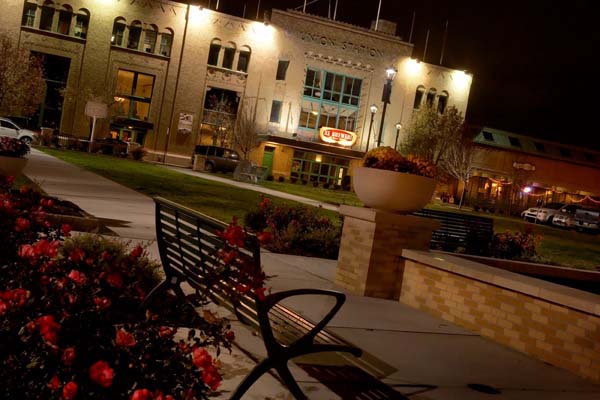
[23,149,600,399]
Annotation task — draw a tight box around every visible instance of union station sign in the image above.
[319,127,358,147]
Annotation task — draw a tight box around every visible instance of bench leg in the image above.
[139,279,169,310]
[230,358,273,400]
[275,363,308,400]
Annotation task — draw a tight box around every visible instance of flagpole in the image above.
[303,0,307,13]
[375,0,382,30]
[333,0,338,20]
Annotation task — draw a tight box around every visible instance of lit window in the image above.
[114,70,155,121]
[222,43,236,69]
[74,10,89,39]
[276,60,289,80]
[270,100,282,123]
[111,18,126,46]
[508,137,521,147]
[57,6,72,35]
[159,30,173,57]
[127,21,143,50]
[207,39,221,66]
[413,85,425,109]
[22,3,37,27]
[237,46,251,73]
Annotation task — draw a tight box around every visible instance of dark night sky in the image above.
[213,0,599,149]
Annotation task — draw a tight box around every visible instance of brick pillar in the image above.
[336,205,440,300]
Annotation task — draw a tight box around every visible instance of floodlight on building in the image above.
[452,69,472,90]
[189,5,208,24]
[405,58,421,75]
[523,186,532,194]
[252,21,274,42]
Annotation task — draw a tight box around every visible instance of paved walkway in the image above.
[22,149,600,399]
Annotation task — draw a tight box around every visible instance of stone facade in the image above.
[400,254,600,383]
[1,1,472,177]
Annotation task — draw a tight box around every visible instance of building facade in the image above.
[2,0,472,184]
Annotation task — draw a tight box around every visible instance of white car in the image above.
[552,204,582,228]
[521,202,565,224]
[0,117,36,144]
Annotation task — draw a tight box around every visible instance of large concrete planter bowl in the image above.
[0,156,28,177]
[353,167,436,213]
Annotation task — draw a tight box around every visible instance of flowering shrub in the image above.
[244,196,342,259]
[363,146,436,178]
[490,227,542,260]
[0,136,30,158]
[0,179,254,399]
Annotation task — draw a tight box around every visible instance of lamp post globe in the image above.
[394,122,402,150]
[365,104,378,152]
[376,67,397,147]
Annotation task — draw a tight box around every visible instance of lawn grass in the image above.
[38,148,339,223]
[38,148,600,270]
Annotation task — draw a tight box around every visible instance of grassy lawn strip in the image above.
[258,180,362,207]
[38,148,338,223]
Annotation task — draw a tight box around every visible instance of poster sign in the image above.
[85,101,108,119]
[177,112,194,135]
[319,127,357,147]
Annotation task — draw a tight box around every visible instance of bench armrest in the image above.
[256,289,346,349]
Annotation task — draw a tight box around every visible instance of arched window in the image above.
[40,0,54,31]
[237,45,251,73]
[74,9,90,39]
[57,4,72,35]
[438,90,449,114]
[426,88,437,107]
[222,42,236,69]
[159,28,173,57]
[207,38,221,66]
[143,24,158,53]
[127,21,143,50]
[111,17,126,46]
[22,1,37,28]
[413,85,425,109]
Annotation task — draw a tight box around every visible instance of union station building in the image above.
[2,0,472,184]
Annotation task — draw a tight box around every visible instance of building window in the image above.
[57,6,72,35]
[482,131,494,142]
[291,150,350,185]
[40,1,54,31]
[74,10,89,39]
[22,3,37,27]
[438,91,449,113]
[237,46,251,73]
[413,85,425,109]
[270,100,282,123]
[207,39,221,66]
[111,18,126,46]
[426,88,437,107]
[222,43,236,69]
[143,25,158,53]
[559,147,572,158]
[276,60,289,80]
[127,21,142,50]
[301,68,361,134]
[114,70,155,121]
[508,136,521,147]
[583,152,596,162]
[533,142,545,152]
[159,30,173,57]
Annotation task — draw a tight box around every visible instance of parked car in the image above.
[521,202,565,224]
[192,145,240,173]
[0,117,37,144]
[552,204,582,228]
[574,208,600,233]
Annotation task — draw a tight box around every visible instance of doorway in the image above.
[262,146,275,176]
[31,52,71,130]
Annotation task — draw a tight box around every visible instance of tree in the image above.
[441,138,476,208]
[204,95,235,147]
[401,104,465,166]
[0,34,46,117]
[232,106,260,160]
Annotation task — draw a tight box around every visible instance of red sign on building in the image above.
[319,127,357,146]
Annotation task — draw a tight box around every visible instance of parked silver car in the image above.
[521,202,565,224]
[552,204,582,228]
[0,117,36,144]
[574,208,600,233]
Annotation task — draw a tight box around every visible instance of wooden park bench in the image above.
[145,197,362,400]
[233,160,268,183]
[413,209,494,256]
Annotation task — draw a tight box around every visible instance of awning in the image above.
[263,135,365,159]
[112,117,154,130]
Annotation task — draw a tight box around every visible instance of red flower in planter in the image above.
[93,296,111,310]
[115,329,136,347]
[37,315,61,345]
[68,270,87,285]
[18,244,35,259]
[32,239,60,259]
[256,231,272,245]
[159,326,177,338]
[62,381,78,400]
[0,301,7,315]
[61,347,76,366]
[225,330,235,342]
[130,245,144,259]
[14,217,30,232]
[89,360,115,388]
[217,219,246,247]
[192,348,213,369]
[61,223,72,236]
[101,251,112,261]
[48,375,61,391]
[69,249,85,263]
[218,249,237,264]
[106,272,123,288]
[130,388,152,400]
[201,364,222,391]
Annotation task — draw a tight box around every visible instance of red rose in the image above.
[37,315,61,344]
[130,245,144,259]
[159,326,177,338]
[61,224,72,236]
[14,217,30,232]
[68,270,87,285]
[192,348,213,369]
[32,239,60,259]
[62,381,78,400]
[201,365,222,390]
[18,244,35,259]
[89,360,115,388]
[101,251,112,261]
[130,388,152,400]
[219,249,237,264]
[69,249,85,263]
[19,186,30,194]
[106,272,123,288]
[48,375,61,391]
[61,347,76,366]
[0,301,7,315]
[225,330,235,342]
[93,296,111,310]
[115,329,136,347]
[254,287,267,301]
[256,231,272,244]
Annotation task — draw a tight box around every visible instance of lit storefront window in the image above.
[114,70,155,121]
[300,68,361,135]
[291,150,350,185]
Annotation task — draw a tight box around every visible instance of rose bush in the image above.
[0,136,30,158]
[363,146,436,178]
[490,225,542,260]
[0,176,267,399]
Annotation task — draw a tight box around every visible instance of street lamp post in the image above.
[365,104,378,152]
[376,67,398,147]
[394,122,402,150]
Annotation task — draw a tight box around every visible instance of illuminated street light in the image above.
[394,122,402,150]
[365,104,378,152]
[376,67,397,147]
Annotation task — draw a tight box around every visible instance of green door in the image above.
[262,146,275,176]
